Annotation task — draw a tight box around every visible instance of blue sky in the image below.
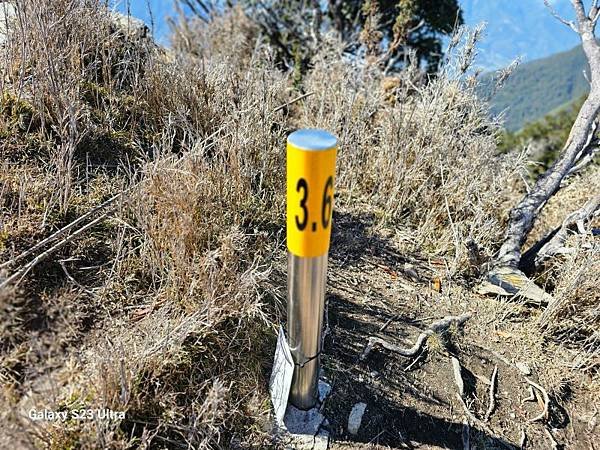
[115,0,176,44]
[115,0,583,68]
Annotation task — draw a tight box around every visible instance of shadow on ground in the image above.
[323,292,518,449]
[321,210,518,449]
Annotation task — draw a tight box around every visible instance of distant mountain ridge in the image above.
[479,43,589,131]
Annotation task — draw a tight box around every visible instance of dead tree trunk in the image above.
[494,0,600,270]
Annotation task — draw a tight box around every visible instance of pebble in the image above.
[347,402,367,435]
[516,362,531,375]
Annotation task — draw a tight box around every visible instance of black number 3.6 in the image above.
[295,176,334,232]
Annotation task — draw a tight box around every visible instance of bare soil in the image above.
[315,206,599,449]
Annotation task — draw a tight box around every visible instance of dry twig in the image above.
[403,352,424,372]
[451,356,464,398]
[0,191,125,270]
[484,365,498,422]
[361,313,472,360]
[379,315,397,332]
[0,212,111,289]
[525,377,550,423]
[456,394,513,450]
[273,91,314,112]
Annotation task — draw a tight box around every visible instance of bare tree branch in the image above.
[492,0,600,271]
[481,0,600,301]
[533,194,600,265]
[566,145,599,177]
[0,191,126,270]
[544,0,579,32]
[0,212,111,290]
[572,0,589,22]
[360,313,472,360]
[563,120,599,180]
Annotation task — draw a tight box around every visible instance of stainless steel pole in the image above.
[286,129,337,410]
[287,254,328,409]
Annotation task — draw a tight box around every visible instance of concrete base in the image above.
[276,380,331,450]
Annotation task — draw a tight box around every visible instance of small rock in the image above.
[516,362,531,375]
[347,402,367,435]
[510,412,516,419]
[403,263,419,281]
[109,11,149,39]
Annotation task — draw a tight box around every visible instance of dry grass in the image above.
[0,1,597,448]
[292,28,526,276]
[523,169,600,370]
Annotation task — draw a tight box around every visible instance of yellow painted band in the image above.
[286,142,337,257]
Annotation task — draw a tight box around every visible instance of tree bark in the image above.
[495,0,600,269]
[520,194,600,270]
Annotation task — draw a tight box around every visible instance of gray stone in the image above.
[477,266,554,305]
[516,362,532,375]
[276,379,331,450]
[347,402,367,435]
[109,11,149,40]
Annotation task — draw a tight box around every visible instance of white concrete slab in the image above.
[276,379,331,450]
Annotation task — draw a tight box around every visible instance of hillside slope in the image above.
[1,2,598,449]
[480,43,589,131]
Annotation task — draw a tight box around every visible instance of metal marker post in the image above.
[286,129,337,410]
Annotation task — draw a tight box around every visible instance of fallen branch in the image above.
[456,394,514,450]
[0,191,125,270]
[360,313,472,360]
[0,212,110,289]
[533,194,600,266]
[525,377,550,423]
[484,365,498,422]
